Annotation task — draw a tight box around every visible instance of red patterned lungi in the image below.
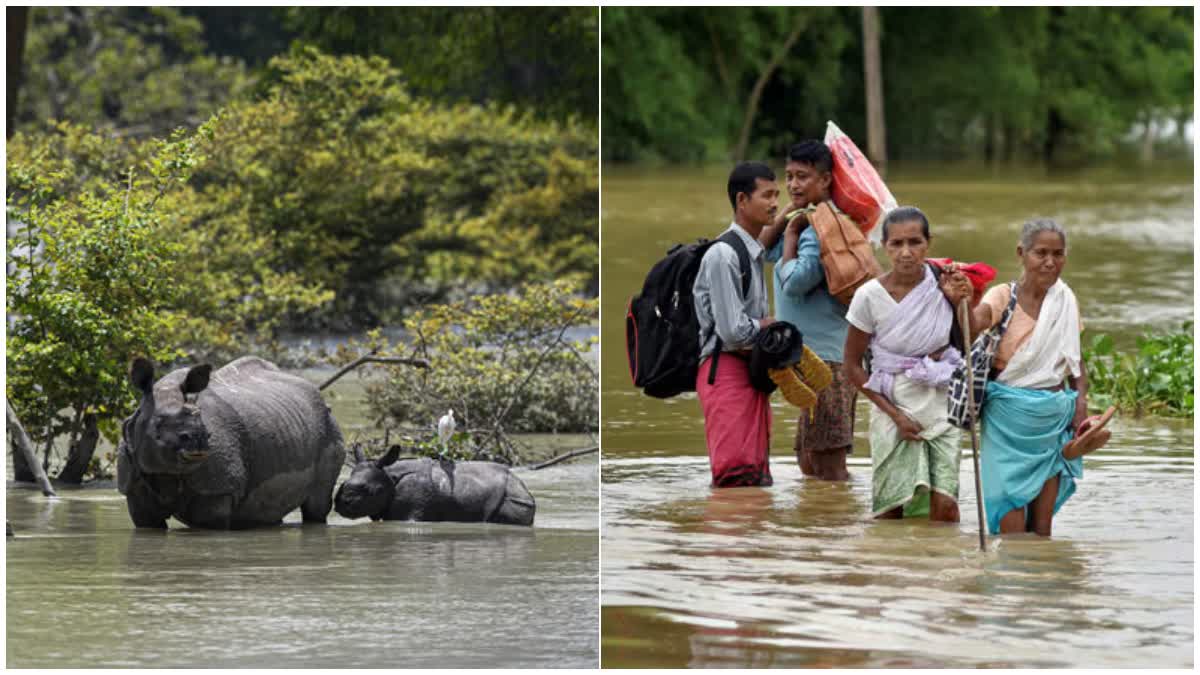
[696,353,773,487]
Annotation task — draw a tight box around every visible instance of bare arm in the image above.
[758,207,797,249]
[1067,359,1089,433]
[843,325,923,441]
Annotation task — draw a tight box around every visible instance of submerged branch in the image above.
[529,445,598,470]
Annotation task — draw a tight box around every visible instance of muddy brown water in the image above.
[600,162,1193,667]
[7,371,599,668]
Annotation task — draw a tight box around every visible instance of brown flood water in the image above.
[600,162,1193,667]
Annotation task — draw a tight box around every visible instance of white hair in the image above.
[1019,218,1067,250]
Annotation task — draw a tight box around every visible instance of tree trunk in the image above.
[7,399,56,496]
[732,17,806,162]
[983,114,996,163]
[704,13,735,100]
[861,7,887,174]
[6,7,29,139]
[57,412,99,484]
[1043,107,1065,164]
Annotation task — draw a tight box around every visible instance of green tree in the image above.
[282,7,598,124]
[15,7,251,138]
[192,47,597,325]
[6,120,336,479]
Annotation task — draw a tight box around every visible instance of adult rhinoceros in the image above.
[334,446,536,526]
[117,356,345,529]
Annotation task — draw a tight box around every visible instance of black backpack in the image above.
[625,230,751,398]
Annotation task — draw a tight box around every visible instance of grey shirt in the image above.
[693,223,768,362]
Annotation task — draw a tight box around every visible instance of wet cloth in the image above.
[792,360,857,457]
[981,280,1082,388]
[846,267,963,403]
[846,273,962,516]
[867,371,962,516]
[979,380,1083,534]
[696,353,773,487]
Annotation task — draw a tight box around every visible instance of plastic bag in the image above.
[824,120,897,246]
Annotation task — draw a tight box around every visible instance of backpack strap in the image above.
[716,229,752,297]
[707,229,755,385]
[996,281,1019,335]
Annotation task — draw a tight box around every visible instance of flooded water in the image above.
[6,370,599,668]
[600,162,1193,667]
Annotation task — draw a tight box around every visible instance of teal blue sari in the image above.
[979,380,1083,535]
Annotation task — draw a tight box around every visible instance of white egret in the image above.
[437,409,456,454]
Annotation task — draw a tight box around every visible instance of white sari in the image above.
[996,279,1082,390]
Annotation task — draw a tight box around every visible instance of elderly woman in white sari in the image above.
[844,207,967,521]
[956,219,1111,537]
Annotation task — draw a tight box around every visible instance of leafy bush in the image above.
[6,120,334,468]
[339,280,598,463]
[194,47,598,326]
[1083,322,1193,417]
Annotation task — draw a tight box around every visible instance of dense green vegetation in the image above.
[602,7,1192,163]
[7,8,598,478]
[1084,324,1194,418]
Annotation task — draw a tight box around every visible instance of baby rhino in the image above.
[334,446,536,526]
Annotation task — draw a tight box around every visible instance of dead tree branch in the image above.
[319,350,430,391]
[7,398,56,496]
[529,445,598,470]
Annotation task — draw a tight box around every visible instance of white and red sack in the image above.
[824,120,897,246]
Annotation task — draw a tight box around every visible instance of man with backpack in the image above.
[760,140,875,482]
[693,161,779,487]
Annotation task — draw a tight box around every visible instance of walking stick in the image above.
[958,299,987,552]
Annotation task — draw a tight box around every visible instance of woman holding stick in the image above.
[956,219,1113,537]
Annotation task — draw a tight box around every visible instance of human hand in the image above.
[940,271,972,306]
[758,316,777,329]
[892,411,924,441]
[784,210,808,234]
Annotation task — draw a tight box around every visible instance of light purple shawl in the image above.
[865,266,963,402]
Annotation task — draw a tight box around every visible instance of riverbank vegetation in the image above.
[1083,324,1194,418]
[602,7,1192,164]
[334,280,598,465]
[6,8,598,482]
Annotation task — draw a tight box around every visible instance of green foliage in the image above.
[343,280,598,458]
[602,7,1193,163]
[195,47,598,324]
[6,120,335,453]
[1083,322,1193,417]
[17,7,252,138]
[602,7,850,162]
[282,7,598,124]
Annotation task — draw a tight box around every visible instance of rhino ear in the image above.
[351,443,366,465]
[130,358,155,396]
[376,445,403,468]
[182,364,212,397]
